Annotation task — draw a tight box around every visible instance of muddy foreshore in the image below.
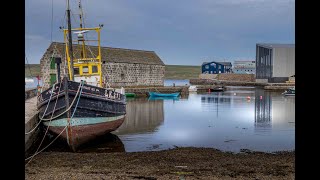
[25,147,294,179]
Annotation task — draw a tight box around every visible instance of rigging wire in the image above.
[25,53,33,77]
[50,0,54,42]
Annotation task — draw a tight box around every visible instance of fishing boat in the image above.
[148,92,180,97]
[211,86,224,92]
[282,87,295,96]
[37,0,126,151]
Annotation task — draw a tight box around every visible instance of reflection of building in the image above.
[114,98,164,135]
[254,89,295,130]
[201,96,231,104]
[271,93,295,128]
[254,89,272,129]
[201,94,231,115]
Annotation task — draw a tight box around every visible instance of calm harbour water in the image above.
[113,85,295,153]
[39,79,294,153]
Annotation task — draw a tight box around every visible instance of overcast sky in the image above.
[25,0,294,65]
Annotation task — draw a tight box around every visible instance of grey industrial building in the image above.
[256,43,295,83]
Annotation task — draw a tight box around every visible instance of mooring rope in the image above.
[25,81,84,165]
[25,82,59,135]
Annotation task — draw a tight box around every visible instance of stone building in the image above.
[40,42,165,89]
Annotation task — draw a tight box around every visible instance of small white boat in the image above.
[25,78,34,83]
[282,87,295,96]
[188,85,197,92]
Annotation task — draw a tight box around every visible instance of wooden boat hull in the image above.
[43,115,125,150]
[37,78,126,151]
[148,92,180,97]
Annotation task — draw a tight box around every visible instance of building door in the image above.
[50,74,56,86]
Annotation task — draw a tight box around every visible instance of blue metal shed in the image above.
[201,61,225,74]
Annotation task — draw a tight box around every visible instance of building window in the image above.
[121,73,125,79]
[50,73,56,85]
[211,63,216,68]
[74,67,80,75]
[82,66,89,73]
[92,66,98,73]
[205,65,209,69]
[50,57,55,69]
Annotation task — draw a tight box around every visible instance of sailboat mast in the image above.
[67,0,74,80]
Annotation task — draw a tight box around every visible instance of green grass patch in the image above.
[25,64,41,77]
[165,65,201,79]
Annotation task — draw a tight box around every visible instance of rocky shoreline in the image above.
[25,147,294,179]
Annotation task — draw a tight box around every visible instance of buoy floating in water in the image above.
[247,96,251,100]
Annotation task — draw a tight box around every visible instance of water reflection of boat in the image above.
[148,96,180,101]
[114,98,164,135]
[282,87,295,96]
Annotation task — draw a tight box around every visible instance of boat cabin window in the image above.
[92,66,98,73]
[82,66,89,73]
[74,67,80,75]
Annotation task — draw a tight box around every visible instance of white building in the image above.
[233,60,255,74]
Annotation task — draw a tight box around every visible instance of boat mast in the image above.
[78,0,87,59]
[67,0,74,81]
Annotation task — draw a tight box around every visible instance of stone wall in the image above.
[217,74,255,82]
[40,45,69,89]
[40,46,165,89]
[25,88,38,101]
[198,74,218,79]
[102,63,165,87]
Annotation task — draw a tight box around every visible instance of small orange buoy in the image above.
[247,96,251,99]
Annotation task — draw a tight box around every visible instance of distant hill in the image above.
[164,65,201,79]
[25,64,201,79]
[25,64,41,77]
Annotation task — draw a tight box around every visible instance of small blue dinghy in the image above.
[148,92,180,97]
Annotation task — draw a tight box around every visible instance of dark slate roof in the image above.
[47,42,165,65]
[201,61,226,66]
[257,43,295,48]
[216,62,232,66]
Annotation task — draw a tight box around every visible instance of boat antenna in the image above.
[66,0,74,80]
[78,0,84,28]
[78,0,87,59]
